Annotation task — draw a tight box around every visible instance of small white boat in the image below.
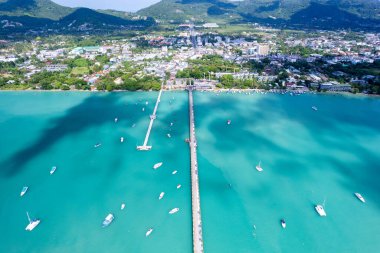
[167,133,171,138]
[281,219,286,229]
[315,205,327,217]
[169,208,179,214]
[170,122,174,127]
[94,143,102,148]
[132,123,136,128]
[312,106,318,111]
[227,120,231,125]
[114,118,118,123]
[256,161,263,172]
[121,203,125,210]
[354,193,365,203]
[102,214,114,227]
[159,192,165,200]
[120,137,124,143]
[153,162,163,170]
[146,228,153,237]
[177,184,181,189]
[172,170,177,175]
[145,101,149,105]
[50,166,57,175]
[25,212,40,231]
[142,108,145,112]
[20,186,28,197]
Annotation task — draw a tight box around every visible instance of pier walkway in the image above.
[137,88,163,151]
[188,88,204,253]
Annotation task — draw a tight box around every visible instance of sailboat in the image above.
[25,212,40,231]
[50,166,57,175]
[146,228,153,237]
[159,192,165,200]
[20,186,28,197]
[256,161,263,172]
[315,199,327,217]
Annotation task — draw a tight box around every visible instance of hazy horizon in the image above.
[52,0,160,12]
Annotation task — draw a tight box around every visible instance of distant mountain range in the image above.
[0,0,155,35]
[138,0,380,30]
[0,0,379,34]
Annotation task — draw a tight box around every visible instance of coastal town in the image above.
[0,24,379,94]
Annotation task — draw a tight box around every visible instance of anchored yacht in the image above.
[315,205,327,216]
[281,219,286,229]
[169,208,179,214]
[50,166,57,175]
[25,212,40,231]
[102,214,114,227]
[354,193,365,203]
[256,161,263,172]
[146,228,153,237]
[20,186,28,197]
[153,162,163,170]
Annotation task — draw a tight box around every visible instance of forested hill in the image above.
[138,0,380,30]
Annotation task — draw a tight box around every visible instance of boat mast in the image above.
[26,212,31,223]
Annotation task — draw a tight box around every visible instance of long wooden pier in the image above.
[188,88,204,253]
[137,88,163,151]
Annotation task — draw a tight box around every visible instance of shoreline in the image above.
[0,88,378,98]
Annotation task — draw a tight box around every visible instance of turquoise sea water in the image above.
[0,91,191,253]
[194,92,380,253]
[0,91,379,253]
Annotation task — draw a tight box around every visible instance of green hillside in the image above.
[0,0,73,20]
[138,0,380,29]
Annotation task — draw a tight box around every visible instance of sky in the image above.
[52,0,160,12]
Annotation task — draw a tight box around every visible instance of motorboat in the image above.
[227,120,231,125]
[25,212,40,231]
[50,166,57,175]
[172,170,177,175]
[120,137,124,143]
[354,193,365,203]
[159,192,165,200]
[121,203,125,210]
[315,205,327,217]
[114,118,118,123]
[146,228,153,237]
[20,186,28,197]
[94,143,102,148]
[312,106,318,111]
[167,133,171,138]
[281,219,286,229]
[153,162,163,170]
[256,161,263,172]
[142,108,145,112]
[146,101,149,105]
[177,184,181,189]
[170,122,174,127]
[169,208,179,214]
[102,214,114,227]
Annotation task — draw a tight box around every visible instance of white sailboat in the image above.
[169,208,179,214]
[146,228,153,237]
[50,166,57,175]
[25,212,40,231]
[354,193,365,203]
[20,186,28,197]
[256,161,263,172]
[315,199,327,217]
[153,162,163,170]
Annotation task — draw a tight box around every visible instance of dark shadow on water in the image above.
[0,93,134,177]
